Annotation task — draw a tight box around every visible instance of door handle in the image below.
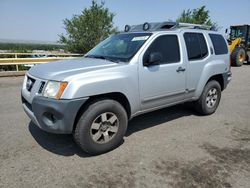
[176,67,186,72]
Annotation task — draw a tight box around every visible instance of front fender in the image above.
[61,64,140,115]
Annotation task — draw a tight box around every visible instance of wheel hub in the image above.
[100,122,110,132]
[90,112,119,144]
[206,88,218,108]
[239,54,244,62]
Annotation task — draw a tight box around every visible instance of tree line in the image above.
[0,43,64,52]
[60,1,218,54]
[0,1,217,54]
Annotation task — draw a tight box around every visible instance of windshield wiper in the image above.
[85,55,119,63]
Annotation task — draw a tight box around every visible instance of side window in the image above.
[144,35,180,64]
[184,33,208,61]
[198,34,209,58]
[209,34,228,55]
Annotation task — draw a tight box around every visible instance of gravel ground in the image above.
[0,66,250,188]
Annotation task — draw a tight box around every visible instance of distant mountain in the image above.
[0,39,63,45]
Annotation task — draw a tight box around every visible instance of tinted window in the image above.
[184,33,208,60]
[209,34,228,55]
[144,35,180,64]
[198,34,209,58]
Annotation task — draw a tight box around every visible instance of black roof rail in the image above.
[123,22,213,32]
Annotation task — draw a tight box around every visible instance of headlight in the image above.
[43,81,68,99]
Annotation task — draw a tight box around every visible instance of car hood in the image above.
[28,57,122,81]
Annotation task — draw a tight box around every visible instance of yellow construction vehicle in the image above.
[227,25,250,66]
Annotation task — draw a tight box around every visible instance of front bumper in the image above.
[22,94,88,134]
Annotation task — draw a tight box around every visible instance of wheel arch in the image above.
[206,74,225,91]
[73,92,131,132]
[194,71,227,101]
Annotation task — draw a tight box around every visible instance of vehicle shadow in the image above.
[29,103,198,157]
[28,122,92,158]
[126,103,197,136]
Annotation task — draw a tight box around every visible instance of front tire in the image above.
[74,99,128,155]
[195,80,221,115]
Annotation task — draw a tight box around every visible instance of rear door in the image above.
[183,32,209,98]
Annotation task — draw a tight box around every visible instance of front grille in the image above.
[38,81,45,94]
[26,76,35,92]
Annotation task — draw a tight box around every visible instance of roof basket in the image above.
[123,22,212,32]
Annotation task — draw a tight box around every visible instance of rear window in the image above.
[184,33,208,61]
[209,34,228,55]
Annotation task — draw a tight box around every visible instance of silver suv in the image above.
[21,22,232,155]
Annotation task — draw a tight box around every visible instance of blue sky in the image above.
[0,0,249,42]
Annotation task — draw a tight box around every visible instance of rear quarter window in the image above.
[209,34,228,55]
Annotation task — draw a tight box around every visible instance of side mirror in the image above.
[225,28,228,33]
[143,52,162,66]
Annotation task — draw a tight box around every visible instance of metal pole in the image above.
[15,53,19,71]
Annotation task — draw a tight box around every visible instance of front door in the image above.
[139,34,186,110]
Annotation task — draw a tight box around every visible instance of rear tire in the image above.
[231,47,246,67]
[195,80,221,115]
[74,99,128,155]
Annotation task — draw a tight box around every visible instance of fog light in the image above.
[43,112,57,125]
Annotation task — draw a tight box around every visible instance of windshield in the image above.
[230,26,246,40]
[86,33,152,62]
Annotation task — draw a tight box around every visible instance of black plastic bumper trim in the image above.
[31,96,88,134]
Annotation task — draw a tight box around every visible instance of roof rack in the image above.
[177,22,212,30]
[124,22,213,32]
